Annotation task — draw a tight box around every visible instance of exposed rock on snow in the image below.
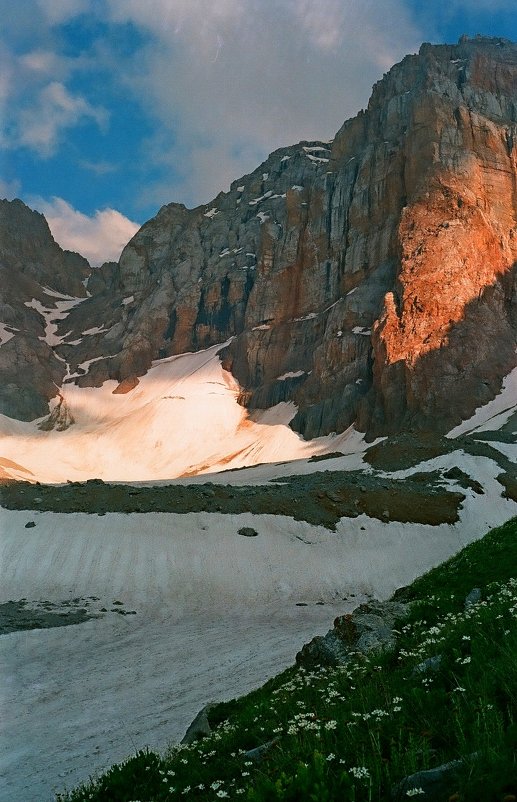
[180,704,214,744]
[1,443,516,802]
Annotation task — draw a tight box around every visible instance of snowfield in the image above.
[1,451,516,802]
[0,344,365,483]
[1,348,516,801]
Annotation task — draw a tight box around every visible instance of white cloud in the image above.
[18,81,108,156]
[29,196,140,265]
[19,49,67,77]
[0,177,21,199]
[2,0,426,210]
[104,0,422,205]
[290,0,347,51]
[0,15,105,159]
[78,159,117,176]
[36,0,90,24]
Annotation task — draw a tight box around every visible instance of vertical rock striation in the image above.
[3,37,517,437]
[0,200,90,419]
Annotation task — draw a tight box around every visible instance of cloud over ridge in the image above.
[30,196,139,266]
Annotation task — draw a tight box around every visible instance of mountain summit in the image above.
[1,36,517,448]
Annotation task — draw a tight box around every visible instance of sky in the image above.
[2,0,517,265]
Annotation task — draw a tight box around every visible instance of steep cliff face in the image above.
[363,39,517,433]
[58,35,516,439]
[0,200,91,419]
[4,37,517,438]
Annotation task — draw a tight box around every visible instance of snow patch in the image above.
[0,343,361,483]
[219,247,242,258]
[352,326,371,336]
[66,354,116,380]
[204,207,219,219]
[1,447,516,801]
[121,296,134,306]
[82,326,107,336]
[306,154,330,164]
[302,146,330,154]
[294,312,318,322]
[448,364,517,436]
[249,190,273,206]
[0,323,17,346]
[0,507,367,802]
[41,286,77,300]
[24,296,84,346]
[276,370,306,381]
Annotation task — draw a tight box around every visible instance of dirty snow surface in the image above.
[2,445,516,802]
[1,351,517,801]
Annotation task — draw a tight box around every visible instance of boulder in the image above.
[296,599,409,667]
[180,703,214,745]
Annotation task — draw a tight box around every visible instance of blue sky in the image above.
[2,0,517,264]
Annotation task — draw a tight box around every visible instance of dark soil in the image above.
[307,452,345,463]
[0,598,101,635]
[443,467,484,494]
[364,432,454,471]
[0,468,465,530]
[364,432,517,493]
[498,472,517,502]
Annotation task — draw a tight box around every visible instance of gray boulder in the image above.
[180,703,214,744]
[296,599,409,667]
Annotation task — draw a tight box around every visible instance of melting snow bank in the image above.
[1,451,516,802]
[0,343,365,483]
[448,364,517,436]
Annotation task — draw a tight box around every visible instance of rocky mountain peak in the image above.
[2,37,517,443]
[0,199,91,419]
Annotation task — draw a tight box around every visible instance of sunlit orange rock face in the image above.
[367,46,517,432]
[63,37,517,438]
[3,38,517,437]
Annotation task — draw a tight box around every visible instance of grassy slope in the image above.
[58,517,517,802]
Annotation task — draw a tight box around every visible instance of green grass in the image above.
[57,517,517,802]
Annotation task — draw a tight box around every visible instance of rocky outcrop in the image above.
[3,37,517,437]
[296,599,409,668]
[392,759,465,802]
[55,36,517,440]
[37,393,75,431]
[0,200,91,419]
[180,703,214,744]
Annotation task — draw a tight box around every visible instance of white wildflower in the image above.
[350,766,370,780]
